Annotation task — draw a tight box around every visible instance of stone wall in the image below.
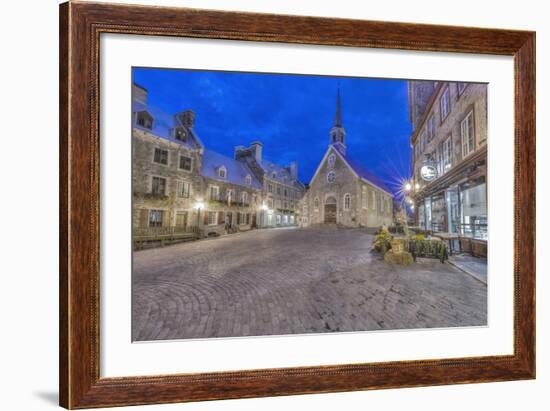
[132,128,203,230]
[306,148,393,228]
[412,82,488,190]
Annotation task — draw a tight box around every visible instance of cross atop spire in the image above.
[334,87,343,127]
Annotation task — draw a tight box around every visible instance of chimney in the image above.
[234,145,246,160]
[289,161,298,180]
[177,110,195,129]
[132,83,148,105]
[250,141,263,163]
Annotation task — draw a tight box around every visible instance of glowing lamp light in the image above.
[404,182,412,191]
[415,183,420,190]
[194,200,205,210]
[260,204,268,211]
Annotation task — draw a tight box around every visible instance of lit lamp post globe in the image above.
[194,199,205,227]
[404,182,412,192]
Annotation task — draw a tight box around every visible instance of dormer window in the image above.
[174,127,187,142]
[218,166,227,179]
[245,175,252,186]
[136,111,153,130]
[272,172,276,179]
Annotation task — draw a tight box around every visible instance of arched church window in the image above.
[344,193,351,210]
[327,171,336,183]
[328,154,336,169]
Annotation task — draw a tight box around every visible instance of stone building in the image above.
[234,142,305,227]
[408,80,488,242]
[302,91,394,228]
[132,84,303,248]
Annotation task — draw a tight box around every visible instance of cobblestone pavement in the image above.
[132,227,487,341]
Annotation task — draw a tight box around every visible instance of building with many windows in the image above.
[408,80,488,246]
[302,91,394,228]
[132,84,303,249]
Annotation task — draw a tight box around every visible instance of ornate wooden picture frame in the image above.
[59,1,535,408]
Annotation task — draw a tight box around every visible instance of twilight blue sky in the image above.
[133,67,413,196]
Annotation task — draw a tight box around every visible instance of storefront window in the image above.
[424,198,432,231]
[418,204,425,229]
[460,183,487,240]
[446,189,460,234]
[431,194,446,232]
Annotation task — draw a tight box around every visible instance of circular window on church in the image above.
[328,154,336,169]
[327,171,336,183]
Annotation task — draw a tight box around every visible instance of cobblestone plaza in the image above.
[132,227,487,341]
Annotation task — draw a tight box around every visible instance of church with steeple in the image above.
[301,90,394,228]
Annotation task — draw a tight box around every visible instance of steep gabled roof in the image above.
[340,152,392,194]
[310,145,393,196]
[201,149,263,190]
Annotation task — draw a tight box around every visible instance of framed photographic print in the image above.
[59,1,535,409]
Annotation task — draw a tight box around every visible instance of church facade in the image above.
[301,92,394,228]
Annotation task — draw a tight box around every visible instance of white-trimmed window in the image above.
[328,154,336,169]
[226,189,234,203]
[267,183,273,193]
[209,185,219,200]
[314,197,320,211]
[461,110,475,158]
[442,136,453,172]
[440,87,451,121]
[245,175,252,185]
[179,155,192,171]
[218,166,227,178]
[177,181,190,198]
[327,171,336,183]
[207,211,217,225]
[344,193,351,210]
[371,191,376,210]
[272,172,276,179]
[241,191,248,204]
[148,209,164,227]
[153,148,168,165]
[427,114,435,141]
[267,198,274,208]
[457,82,467,96]
[362,186,368,209]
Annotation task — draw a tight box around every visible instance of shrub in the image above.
[408,238,448,263]
[373,228,393,254]
[384,250,414,265]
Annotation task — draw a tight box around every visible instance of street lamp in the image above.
[194,199,204,227]
[404,182,412,192]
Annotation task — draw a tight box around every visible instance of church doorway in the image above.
[324,196,337,224]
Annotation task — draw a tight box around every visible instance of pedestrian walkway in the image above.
[448,254,488,285]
